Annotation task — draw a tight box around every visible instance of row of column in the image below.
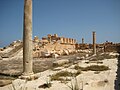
[47,34,77,44]
[61,37,76,44]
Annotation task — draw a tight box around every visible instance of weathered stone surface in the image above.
[93,31,96,55]
[53,59,69,66]
[33,40,77,58]
[76,57,81,60]
[32,34,77,58]
[22,0,34,78]
[63,49,69,55]
[52,53,59,58]
[0,80,12,87]
[76,56,85,60]
[41,51,51,58]
[0,56,3,60]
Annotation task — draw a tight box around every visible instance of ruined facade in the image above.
[33,34,77,58]
[75,43,89,50]
[39,34,77,45]
[103,41,120,52]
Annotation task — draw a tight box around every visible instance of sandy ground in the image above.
[0,57,118,90]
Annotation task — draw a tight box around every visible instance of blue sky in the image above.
[0,0,120,47]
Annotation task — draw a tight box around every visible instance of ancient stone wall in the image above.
[33,34,77,58]
[104,44,120,52]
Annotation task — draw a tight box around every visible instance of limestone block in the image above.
[76,56,85,60]
[0,80,12,87]
[0,56,2,60]
[41,51,51,57]
[52,53,59,58]
[55,50,63,55]
[63,49,69,55]
[76,57,81,60]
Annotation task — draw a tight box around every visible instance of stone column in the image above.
[74,39,76,44]
[73,39,74,44]
[21,0,34,80]
[60,37,63,43]
[64,38,67,43]
[93,31,96,55]
[72,39,73,44]
[82,38,84,44]
[69,38,71,44]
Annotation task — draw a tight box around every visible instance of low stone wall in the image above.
[104,45,120,52]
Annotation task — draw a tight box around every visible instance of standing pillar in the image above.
[21,0,34,80]
[82,38,84,44]
[93,31,96,55]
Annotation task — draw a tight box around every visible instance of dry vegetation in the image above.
[0,51,118,88]
[74,65,110,71]
[38,81,52,89]
[50,70,81,81]
[90,53,118,61]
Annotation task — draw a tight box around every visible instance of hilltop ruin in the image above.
[33,34,77,58]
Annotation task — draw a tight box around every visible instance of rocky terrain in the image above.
[0,40,120,90]
[0,44,120,90]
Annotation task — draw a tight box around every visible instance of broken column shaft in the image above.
[93,31,96,55]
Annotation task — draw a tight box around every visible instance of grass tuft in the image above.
[74,65,110,71]
[51,70,81,81]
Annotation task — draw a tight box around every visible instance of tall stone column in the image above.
[72,39,73,44]
[82,38,84,44]
[93,31,96,55]
[21,0,34,79]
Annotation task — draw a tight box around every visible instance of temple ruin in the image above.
[33,34,77,58]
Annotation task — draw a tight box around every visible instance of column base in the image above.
[93,54,96,56]
[19,73,38,80]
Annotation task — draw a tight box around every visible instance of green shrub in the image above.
[38,82,52,88]
[86,65,109,71]
[52,71,73,77]
[94,71,100,74]
[97,61,103,64]
[51,75,64,81]
[51,71,72,81]
[96,53,117,60]
[74,65,109,71]
[51,71,81,81]
[74,65,87,71]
